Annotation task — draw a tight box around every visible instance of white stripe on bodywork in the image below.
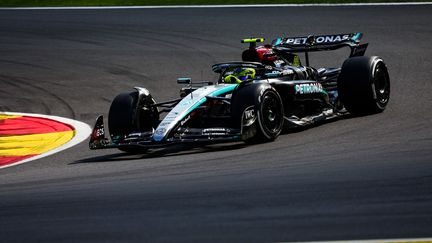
[152,84,235,142]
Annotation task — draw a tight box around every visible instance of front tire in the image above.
[108,91,138,140]
[337,56,390,114]
[108,91,153,153]
[231,83,284,144]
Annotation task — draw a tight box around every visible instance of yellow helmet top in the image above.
[223,68,256,84]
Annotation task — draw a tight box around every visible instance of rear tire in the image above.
[337,56,390,114]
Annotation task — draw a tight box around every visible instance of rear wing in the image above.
[271,32,368,66]
[272,32,368,57]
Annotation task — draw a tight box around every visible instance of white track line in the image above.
[0,2,431,10]
[286,238,432,243]
[0,112,91,170]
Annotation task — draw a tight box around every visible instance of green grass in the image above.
[0,0,427,7]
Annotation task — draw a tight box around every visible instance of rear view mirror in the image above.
[177,77,191,84]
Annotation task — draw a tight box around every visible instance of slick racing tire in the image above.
[108,91,146,153]
[108,91,138,138]
[337,56,390,114]
[232,83,284,144]
[253,89,284,143]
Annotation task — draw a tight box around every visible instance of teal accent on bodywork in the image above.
[352,32,362,41]
[210,84,238,97]
[180,84,238,121]
[266,72,281,78]
[153,84,239,142]
[273,38,283,46]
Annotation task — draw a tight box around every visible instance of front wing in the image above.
[89,116,243,150]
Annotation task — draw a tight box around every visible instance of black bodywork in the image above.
[89,32,390,151]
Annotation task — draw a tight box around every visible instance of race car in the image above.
[89,32,390,152]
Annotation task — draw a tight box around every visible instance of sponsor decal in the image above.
[295,83,324,94]
[244,109,255,120]
[180,99,193,107]
[158,122,171,127]
[284,34,351,45]
[282,69,294,75]
[242,106,256,127]
[94,127,104,137]
[180,115,191,126]
[202,128,229,136]
[155,128,166,135]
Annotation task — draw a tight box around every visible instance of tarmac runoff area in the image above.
[0,2,432,10]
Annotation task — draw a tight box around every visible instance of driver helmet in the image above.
[256,46,278,64]
[223,67,256,84]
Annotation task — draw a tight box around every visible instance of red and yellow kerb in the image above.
[0,114,75,167]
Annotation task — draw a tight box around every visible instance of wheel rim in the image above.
[261,93,282,134]
[373,62,390,106]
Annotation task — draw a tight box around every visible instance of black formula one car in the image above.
[90,32,390,152]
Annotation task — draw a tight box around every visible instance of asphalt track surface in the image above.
[1,5,432,242]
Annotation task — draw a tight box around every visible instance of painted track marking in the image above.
[0,112,91,169]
